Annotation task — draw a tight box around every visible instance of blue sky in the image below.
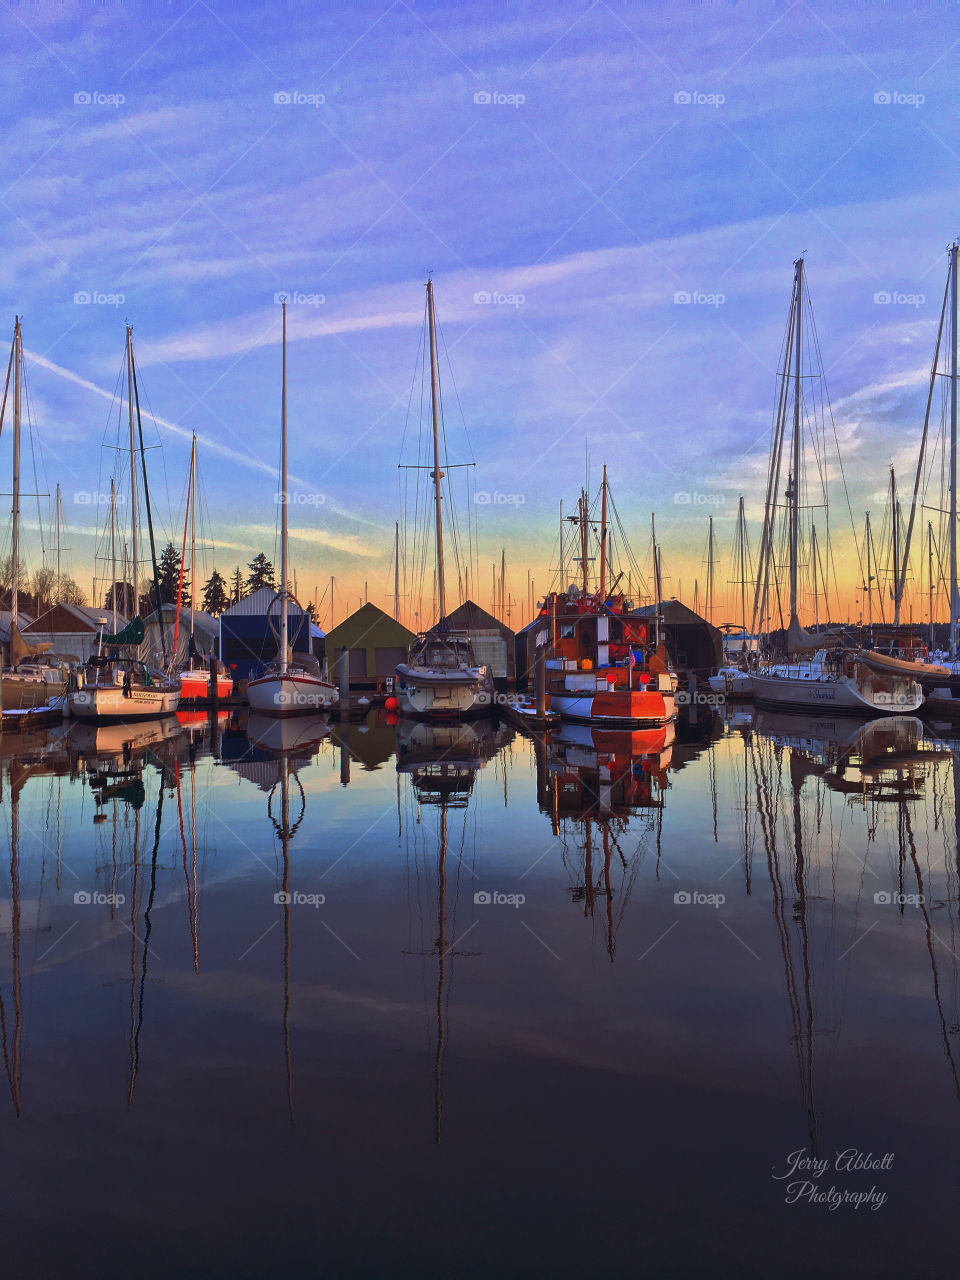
[1,1,958,627]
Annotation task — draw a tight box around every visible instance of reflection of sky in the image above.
[1,6,958,626]
[1,717,960,1272]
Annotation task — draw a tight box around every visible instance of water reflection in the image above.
[1,705,960,1274]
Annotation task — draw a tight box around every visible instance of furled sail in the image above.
[100,617,145,646]
[10,622,53,666]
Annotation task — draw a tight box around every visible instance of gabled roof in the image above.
[221,585,304,618]
[325,602,414,648]
[636,598,717,628]
[146,604,221,637]
[444,599,515,639]
[24,603,120,634]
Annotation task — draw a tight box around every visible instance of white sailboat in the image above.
[246,301,337,716]
[394,279,493,720]
[67,326,180,721]
[748,258,922,716]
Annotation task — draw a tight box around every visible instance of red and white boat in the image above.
[538,469,677,728]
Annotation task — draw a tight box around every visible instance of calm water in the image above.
[1,706,959,1279]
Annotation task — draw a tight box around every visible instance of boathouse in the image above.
[21,604,112,664]
[443,600,515,685]
[219,585,318,683]
[322,603,414,691]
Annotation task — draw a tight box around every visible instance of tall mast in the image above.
[190,434,197,638]
[580,489,589,598]
[426,279,446,623]
[280,302,289,674]
[737,496,747,638]
[110,478,117,630]
[10,318,20,628]
[865,511,873,629]
[789,258,803,623]
[55,482,61,604]
[126,325,139,615]
[329,575,334,630]
[558,500,565,588]
[706,514,714,624]
[928,520,935,648]
[599,465,608,601]
[394,521,400,621]
[890,466,900,630]
[811,524,819,629]
[951,242,959,658]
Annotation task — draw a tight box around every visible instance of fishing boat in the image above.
[394,279,493,720]
[540,469,677,727]
[748,259,922,716]
[172,435,233,701]
[66,327,180,722]
[246,302,337,716]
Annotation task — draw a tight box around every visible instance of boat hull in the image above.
[394,663,493,719]
[246,672,337,715]
[178,670,234,700]
[549,687,675,727]
[67,685,181,721]
[749,670,922,715]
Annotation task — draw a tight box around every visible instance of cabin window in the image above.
[560,623,576,639]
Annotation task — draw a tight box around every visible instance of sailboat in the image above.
[708,497,757,698]
[748,259,922,716]
[1,317,68,710]
[67,326,180,721]
[173,435,233,701]
[247,301,337,716]
[394,279,493,719]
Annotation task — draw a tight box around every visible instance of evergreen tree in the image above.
[230,566,243,603]
[104,581,136,617]
[202,568,230,616]
[246,552,276,593]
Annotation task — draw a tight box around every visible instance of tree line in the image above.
[103,548,283,618]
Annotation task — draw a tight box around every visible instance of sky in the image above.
[1,0,959,630]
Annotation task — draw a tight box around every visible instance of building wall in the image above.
[220,613,312,681]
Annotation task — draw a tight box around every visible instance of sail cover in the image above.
[100,617,145,646]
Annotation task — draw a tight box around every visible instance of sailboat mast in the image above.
[737,496,747,638]
[10,319,20,629]
[707,514,714,624]
[928,521,935,648]
[599,465,608,602]
[865,511,873,629]
[580,490,589,598]
[891,467,900,629]
[190,434,197,638]
[811,524,819,628]
[426,279,446,623]
[126,325,139,615]
[280,302,289,674]
[55,482,61,603]
[110,478,117,630]
[394,521,400,621]
[789,258,803,623]
[951,243,959,658]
